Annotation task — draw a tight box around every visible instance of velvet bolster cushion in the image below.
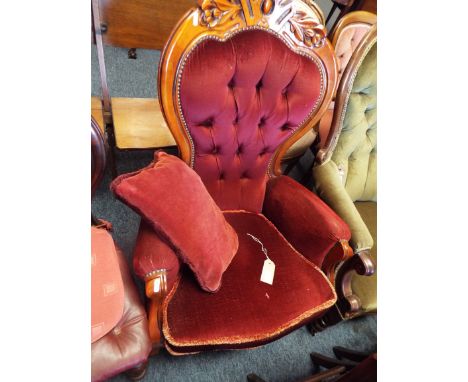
[111,151,239,292]
[262,176,351,267]
[163,211,336,353]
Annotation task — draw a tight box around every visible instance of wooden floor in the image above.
[91,97,176,149]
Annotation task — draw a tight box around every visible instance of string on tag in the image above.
[247,233,270,261]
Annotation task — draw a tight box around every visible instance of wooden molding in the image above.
[321,239,353,284]
[329,10,376,45]
[316,23,376,165]
[145,270,168,352]
[157,0,338,175]
[334,250,375,318]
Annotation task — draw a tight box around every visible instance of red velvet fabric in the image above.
[163,211,336,353]
[180,30,323,212]
[111,151,239,292]
[133,220,180,291]
[262,176,351,267]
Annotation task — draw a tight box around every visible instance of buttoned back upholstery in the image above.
[179,30,324,212]
[332,42,377,202]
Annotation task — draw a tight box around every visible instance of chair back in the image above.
[331,11,376,85]
[317,25,377,202]
[158,0,338,211]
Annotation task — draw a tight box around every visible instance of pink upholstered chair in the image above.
[131,0,354,355]
[91,118,152,381]
[284,11,376,168]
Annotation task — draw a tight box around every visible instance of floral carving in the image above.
[288,10,326,48]
[198,0,242,28]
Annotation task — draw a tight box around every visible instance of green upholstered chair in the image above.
[312,25,377,323]
[283,11,377,172]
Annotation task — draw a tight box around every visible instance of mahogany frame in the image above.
[157,0,338,176]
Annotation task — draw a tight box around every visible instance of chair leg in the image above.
[310,353,357,371]
[105,122,118,179]
[308,305,345,335]
[333,346,370,362]
[326,3,339,24]
[247,373,268,382]
[125,361,149,381]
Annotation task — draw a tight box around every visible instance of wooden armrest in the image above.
[335,250,375,317]
[321,240,354,284]
[144,270,168,353]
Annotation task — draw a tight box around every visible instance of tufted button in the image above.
[281,123,291,131]
[241,172,249,179]
[212,146,219,154]
[228,78,235,88]
[233,116,239,124]
[113,326,122,336]
[219,172,225,180]
[200,118,213,128]
[259,117,266,127]
[236,144,243,155]
[256,79,263,91]
[259,147,269,156]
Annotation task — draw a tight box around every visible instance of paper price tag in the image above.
[260,259,275,285]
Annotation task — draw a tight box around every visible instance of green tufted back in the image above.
[331,43,377,202]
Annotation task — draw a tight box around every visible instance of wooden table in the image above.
[90,97,176,149]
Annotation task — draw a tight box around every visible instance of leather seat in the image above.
[92,243,152,382]
[163,211,336,354]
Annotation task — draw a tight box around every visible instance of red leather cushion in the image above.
[111,151,239,292]
[179,29,323,212]
[92,246,151,382]
[162,211,336,353]
[91,226,125,343]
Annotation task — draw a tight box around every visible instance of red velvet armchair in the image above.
[131,0,353,354]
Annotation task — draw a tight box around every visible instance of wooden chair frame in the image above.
[329,10,376,46]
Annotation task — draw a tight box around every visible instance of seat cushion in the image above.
[91,246,152,382]
[162,211,336,353]
[352,201,377,312]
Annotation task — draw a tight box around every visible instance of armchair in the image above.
[130,0,354,355]
[284,11,376,168]
[91,118,152,381]
[312,25,377,325]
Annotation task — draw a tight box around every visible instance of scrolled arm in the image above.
[133,220,181,351]
[335,250,376,317]
[145,270,168,353]
[262,175,351,268]
[312,161,374,252]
